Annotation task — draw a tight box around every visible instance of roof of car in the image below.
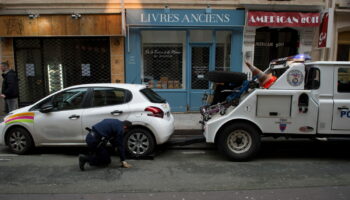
[66,83,147,90]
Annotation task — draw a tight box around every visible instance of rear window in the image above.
[140,88,166,103]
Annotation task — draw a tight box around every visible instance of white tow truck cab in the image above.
[203,55,350,160]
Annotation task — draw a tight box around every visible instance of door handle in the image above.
[68,114,80,119]
[111,110,123,116]
[338,106,349,110]
[269,112,278,116]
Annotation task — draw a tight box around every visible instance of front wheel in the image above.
[6,127,34,154]
[218,123,261,161]
[124,128,155,157]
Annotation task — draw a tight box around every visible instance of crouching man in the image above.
[79,119,132,171]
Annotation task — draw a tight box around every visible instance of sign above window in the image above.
[247,11,320,27]
[126,9,245,27]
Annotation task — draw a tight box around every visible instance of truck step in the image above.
[315,137,350,142]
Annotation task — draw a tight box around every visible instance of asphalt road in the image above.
[0,139,350,199]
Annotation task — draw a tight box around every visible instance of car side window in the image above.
[52,88,88,111]
[338,68,350,93]
[30,96,54,111]
[305,67,320,90]
[92,88,129,107]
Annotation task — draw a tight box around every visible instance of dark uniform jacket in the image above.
[2,69,19,99]
[88,119,124,148]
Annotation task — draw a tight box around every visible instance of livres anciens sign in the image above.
[248,11,320,27]
[126,9,245,27]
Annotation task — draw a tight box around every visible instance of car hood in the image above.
[4,106,31,118]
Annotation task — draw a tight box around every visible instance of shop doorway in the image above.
[188,45,214,111]
[14,37,111,107]
[337,31,350,61]
[254,27,299,71]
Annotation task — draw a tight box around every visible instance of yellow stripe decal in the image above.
[5,112,35,121]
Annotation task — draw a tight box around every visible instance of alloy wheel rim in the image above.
[227,130,252,154]
[9,131,27,152]
[127,132,150,155]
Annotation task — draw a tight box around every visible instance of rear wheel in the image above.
[218,123,261,161]
[124,128,155,157]
[6,127,34,155]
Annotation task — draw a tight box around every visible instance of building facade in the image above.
[0,0,330,113]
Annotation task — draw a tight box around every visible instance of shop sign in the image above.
[126,9,245,27]
[247,11,320,27]
[318,12,329,48]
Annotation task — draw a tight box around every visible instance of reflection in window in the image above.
[142,31,185,89]
[52,88,87,111]
[305,67,320,90]
[215,31,232,71]
[338,68,350,93]
[92,88,127,107]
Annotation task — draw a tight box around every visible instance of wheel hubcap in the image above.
[9,131,27,152]
[127,132,149,155]
[227,130,252,153]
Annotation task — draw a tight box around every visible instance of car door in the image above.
[33,88,88,143]
[81,87,131,132]
[332,67,350,130]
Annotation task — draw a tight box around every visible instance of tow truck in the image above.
[200,54,350,160]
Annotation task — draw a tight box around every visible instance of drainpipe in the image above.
[121,0,126,36]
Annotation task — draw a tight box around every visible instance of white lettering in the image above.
[191,14,199,22]
[224,14,230,23]
[182,14,190,23]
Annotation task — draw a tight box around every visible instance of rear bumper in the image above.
[154,114,175,144]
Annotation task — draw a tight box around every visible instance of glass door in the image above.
[188,45,212,111]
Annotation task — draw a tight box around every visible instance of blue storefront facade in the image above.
[125,9,245,112]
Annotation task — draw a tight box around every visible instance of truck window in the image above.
[305,67,320,90]
[338,68,350,93]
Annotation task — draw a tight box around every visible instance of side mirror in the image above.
[39,102,54,113]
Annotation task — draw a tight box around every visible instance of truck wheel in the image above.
[6,127,34,155]
[205,71,247,84]
[218,123,261,161]
[124,128,155,158]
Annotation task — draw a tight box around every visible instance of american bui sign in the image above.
[247,11,320,27]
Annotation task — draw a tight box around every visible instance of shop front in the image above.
[243,11,320,72]
[0,14,124,107]
[125,9,245,112]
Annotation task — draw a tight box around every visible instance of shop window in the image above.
[142,31,185,89]
[254,27,299,71]
[337,45,350,61]
[338,68,350,93]
[215,31,232,71]
[190,30,212,43]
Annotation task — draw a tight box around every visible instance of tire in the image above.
[124,128,155,157]
[205,71,247,84]
[218,123,261,161]
[6,127,34,155]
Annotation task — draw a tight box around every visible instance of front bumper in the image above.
[0,122,6,145]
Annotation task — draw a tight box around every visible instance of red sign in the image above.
[318,12,329,48]
[247,11,320,27]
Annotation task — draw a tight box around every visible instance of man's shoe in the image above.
[121,161,132,168]
[79,155,87,171]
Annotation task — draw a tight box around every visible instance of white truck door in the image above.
[332,67,350,130]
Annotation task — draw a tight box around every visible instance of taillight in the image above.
[145,106,164,118]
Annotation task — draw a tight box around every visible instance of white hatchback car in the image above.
[0,83,174,157]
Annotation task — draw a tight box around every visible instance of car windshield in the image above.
[140,88,166,103]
